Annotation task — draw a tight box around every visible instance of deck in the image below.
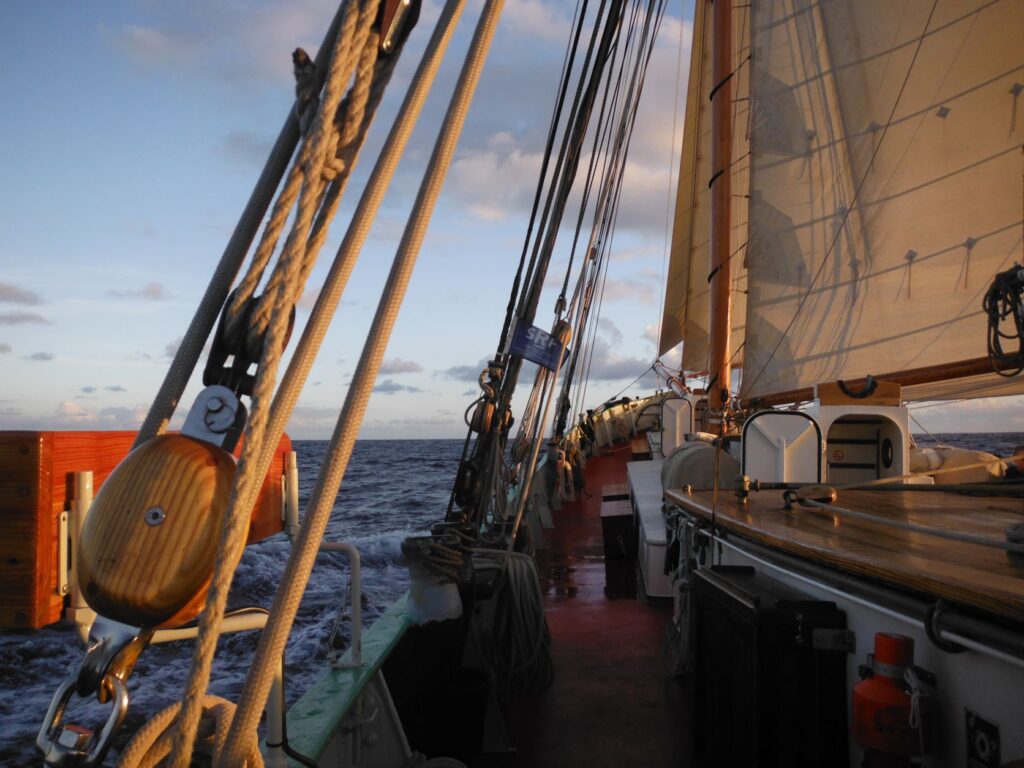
[494,443,690,767]
[665,487,1024,622]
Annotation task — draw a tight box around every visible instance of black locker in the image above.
[693,565,851,767]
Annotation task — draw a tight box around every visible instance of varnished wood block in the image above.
[0,430,292,628]
[77,434,235,628]
[815,380,902,407]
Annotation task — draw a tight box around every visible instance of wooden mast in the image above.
[707,0,733,430]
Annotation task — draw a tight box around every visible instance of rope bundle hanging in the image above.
[983,263,1024,376]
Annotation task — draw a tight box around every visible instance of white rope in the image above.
[132,7,349,447]
[164,5,384,764]
[219,1,500,762]
[117,696,262,768]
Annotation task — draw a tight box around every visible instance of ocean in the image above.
[0,433,1020,765]
[0,439,464,766]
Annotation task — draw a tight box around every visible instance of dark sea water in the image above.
[0,433,1019,765]
[0,439,463,767]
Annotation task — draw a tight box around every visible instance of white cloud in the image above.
[373,379,423,395]
[109,282,169,301]
[378,358,423,375]
[0,311,49,325]
[0,282,41,304]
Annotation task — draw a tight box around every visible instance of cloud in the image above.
[372,379,423,395]
[600,277,657,304]
[219,130,273,169]
[109,281,169,301]
[106,385,127,393]
[104,0,343,86]
[378,358,423,375]
[438,359,488,383]
[0,282,41,304]
[0,310,49,325]
[0,343,10,354]
[25,352,55,362]
[129,350,154,361]
[80,386,98,394]
[165,337,183,358]
[48,401,151,429]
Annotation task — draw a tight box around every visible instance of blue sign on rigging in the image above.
[510,322,569,372]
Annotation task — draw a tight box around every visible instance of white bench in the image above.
[627,459,670,599]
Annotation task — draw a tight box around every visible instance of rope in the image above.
[218,2,506,762]
[117,696,262,768]
[165,5,385,765]
[223,0,369,341]
[132,6,349,447]
[479,551,554,695]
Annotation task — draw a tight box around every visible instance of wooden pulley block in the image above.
[77,434,235,628]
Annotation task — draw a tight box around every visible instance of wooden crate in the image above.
[0,431,292,628]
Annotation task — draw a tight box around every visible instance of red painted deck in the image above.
[494,443,691,766]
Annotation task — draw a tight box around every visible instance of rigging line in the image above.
[515,0,617,326]
[557,7,629,307]
[223,0,510,756]
[569,0,663,428]
[496,0,592,354]
[570,0,666,426]
[498,0,626,416]
[907,409,949,448]
[566,0,658,427]
[741,0,941,400]
[556,0,641,306]
[559,0,643,309]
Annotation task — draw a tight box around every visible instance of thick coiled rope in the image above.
[118,696,262,768]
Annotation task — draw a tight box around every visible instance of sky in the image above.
[0,0,1019,438]
[0,0,696,439]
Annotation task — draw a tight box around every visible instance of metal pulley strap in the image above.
[37,618,154,767]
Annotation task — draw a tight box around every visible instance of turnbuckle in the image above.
[37,618,153,767]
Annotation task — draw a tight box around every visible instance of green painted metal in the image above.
[277,594,412,762]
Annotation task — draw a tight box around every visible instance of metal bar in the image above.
[322,542,362,667]
[284,450,301,538]
[691,524,1024,665]
[70,472,96,645]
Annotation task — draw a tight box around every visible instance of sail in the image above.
[659,0,749,371]
[741,0,1024,401]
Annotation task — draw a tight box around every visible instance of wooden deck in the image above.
[665,487,1024,622]
[493,443,690,767]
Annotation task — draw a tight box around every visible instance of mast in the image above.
[707,0,732,428]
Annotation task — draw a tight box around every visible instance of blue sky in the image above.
[1,1,1019,438]
[0,0,695,438]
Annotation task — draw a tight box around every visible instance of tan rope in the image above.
[164,5,383,765]
[219,1,505,762]
[118,696,262,768]
[131,4,350,448]
[223,0,365,339]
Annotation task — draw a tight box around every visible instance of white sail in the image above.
[740,0,1024,401]
[659,0,750,371]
